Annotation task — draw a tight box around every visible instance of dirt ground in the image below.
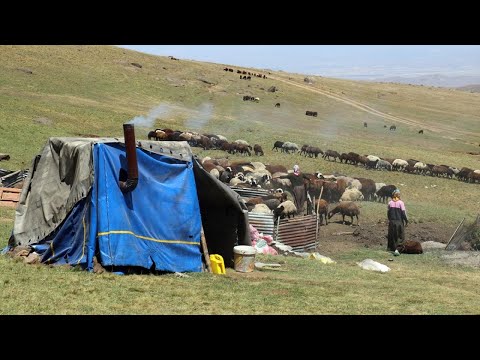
[316,220,453,255]
[314,220,480,267]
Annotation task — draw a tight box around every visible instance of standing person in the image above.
[387,189,408,255]
[279,165,307,215]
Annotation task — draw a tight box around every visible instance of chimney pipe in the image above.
[119,123,139,193]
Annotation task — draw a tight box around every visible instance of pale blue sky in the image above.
[118,45,480,80]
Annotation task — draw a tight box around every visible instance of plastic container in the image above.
[209,254,226,274]
[233,245,256,273]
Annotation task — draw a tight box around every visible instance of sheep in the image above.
[263,198,281,211]
[376,185,396,203]
[251,203,272,214]
[375,182,387,192]
[266,164,288,174]
[250,161,266,171]
[392,159,409,171]
[273,200,297,221]
[245,197,264,206]
[272,141,284,152]
[201,156,212,164]
[314,199,329,225]
[209,168,220,179]
[220,167,233,183]
[376,159,392,171]
[355,177,376,201]
[229,173,246,186]
[328,202,360,225]
[234,139,250,146]
[414,162,428,175]
[253,144,264,156]
[340,187,364,202]
[281,142,300,154]
[350,179,362,190]
[366,155,381,162]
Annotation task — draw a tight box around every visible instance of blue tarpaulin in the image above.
[88,143,202,272]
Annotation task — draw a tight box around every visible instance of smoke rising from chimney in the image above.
[127,104,174,128]
[185,102,214,130]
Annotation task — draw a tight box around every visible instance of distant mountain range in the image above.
[456,84,480,93]
[372,74,480,88]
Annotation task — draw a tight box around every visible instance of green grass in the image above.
[1,246,479,314]
[1,45,480,314]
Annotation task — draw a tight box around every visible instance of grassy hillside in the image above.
[1,45,479,223]
[1,46,480,314]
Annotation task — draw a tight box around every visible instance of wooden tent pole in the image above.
[200,226,212,272]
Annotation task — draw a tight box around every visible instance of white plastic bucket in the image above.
[233,245,256,273]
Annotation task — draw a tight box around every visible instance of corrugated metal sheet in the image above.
[247,211,319,252]
[0,170,28,188]
[247,212,275,237]
[0,169,13,178]
[276,215,318,252]
[230,186,271,199]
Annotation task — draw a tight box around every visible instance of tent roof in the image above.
[12,137,194,246]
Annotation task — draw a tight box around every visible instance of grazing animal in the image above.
[305,111,318,117]
[273,200,297,221]
[253,144,264,156]
[363,122,368,128]
[272,140,284,152]
[418,129,424,134]
[376,185,397,203]
[281,142,300,154]
[314,199,329,225]
[328,202,360,225]
[376,159,392,171]
[275,103,281,108]
[390,125,397,131]
[323,150,341,162]
[266,164,288,174]
[340,187,364,202]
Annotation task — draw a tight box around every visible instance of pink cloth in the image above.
[388,199,406,211]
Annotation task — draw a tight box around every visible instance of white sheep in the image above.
[251,203,272,214]
[209,168,220,179]
[393,159,409,171]
[234,139,250,146]
[340,187,364,202]
[273,200,297,219]
[367,155,381,162]
[250,161,266,171]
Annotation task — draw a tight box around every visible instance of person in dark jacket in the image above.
[279,165,307,215]
[387,189,408,255]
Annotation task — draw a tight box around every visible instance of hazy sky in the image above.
[118,45,480,80]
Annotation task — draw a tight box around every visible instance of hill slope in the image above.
[1,45,479,222]
[1,46,479,164]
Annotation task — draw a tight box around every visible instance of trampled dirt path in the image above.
[270,76,479,138]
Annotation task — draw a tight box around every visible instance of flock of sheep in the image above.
[200,152,392,226]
